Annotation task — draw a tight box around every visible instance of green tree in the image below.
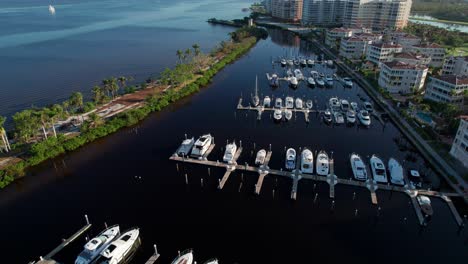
[184,48,192,62]
[118,76,128,90]
[192,44,201,56]
[69,92,84,112]
[13,110,41,143]
[176,50,183,64]
[0,116,11,152]
[92,85,104,104]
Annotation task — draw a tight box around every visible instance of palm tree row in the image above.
[176,43,201,64]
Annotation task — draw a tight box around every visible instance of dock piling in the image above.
[185,174,188,185]
[85,214,89,225]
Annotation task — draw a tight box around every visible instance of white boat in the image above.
[203,259,219,264]
[325,75,334,86]
[350,153,368,181]
[370,155,388,183]
[388,158,405,186]
[280,59,287,66]
[358,110,371,126]
[273,109,282,121]
[75,225,120,264]
[300,59,307,66]
[417,195,433,216]
[329,97,340,111]
[293,59,300,66]
[293,69,304,80]
[306,100,313,109]
[346,110,356,124]
[176,137,195,156]
[316,77,325,86]
[289,76,298,87]
[409,170,423,189]
[287,59,294,66]
[363,101,373,112]
[255,149,267,165]
[286,69,293,77]
[284,109,292,121]
[334,112,344,124]
[319,72,324,78]
[95,228,140,264]
[323,110,333,123]
[340,99,350,111]
[275,97,283,108]
[343,77,353,87]
[223,141,237,164]
[310,71,319,79]
[307,59,314,66]
[269,74,279,87]
[307,77,315,86]
[190,134,213,158]
[171,249,194,264]
[49,5,56,14]
[300,148,314,174]
[350,102,359,111]
[285,96,294,109]
[285,148,296,170]
[263,96,271,107]
[316,151,329,176]
[327,60,333,66]
[251,76,260,107]
[295,98,303,109]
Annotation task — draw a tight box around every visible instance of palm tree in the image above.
[184,48,191,62]
[36,109,50,140]
[176,50,183,64]
[102,79,112,98]
[49,104,64,137]
[69,92,84,111]
[87,113,104,128]
[0,116,11,152]
[109,77,119,98]
[192,44,201,56]
[92,85,104,104]
[118,76,128,90]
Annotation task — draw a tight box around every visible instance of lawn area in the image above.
[446,43,468,56]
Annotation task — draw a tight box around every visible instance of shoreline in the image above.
[409,16,468,26]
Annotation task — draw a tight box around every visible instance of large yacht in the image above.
[358,110,371,126]
[285,148,296,170]
[370,155,388,183]
[284,109,293,121]
[223,141,237,164]
[176,137,195,157]
[94,228,140,264]
[255,149,267,165]
[285,97,294,109]
[75,225,120,264]
[346,110,356,124]
[350,153,368,181]
[273,109,282,122]
[171,249,194,264]
[295,98,303,109]
[263,96,271,108]
[340,99,350,111]
[300,148,314,174]
[388,158,405,186]
[275,97,283,108]
[316,151,329,176]
[190,134,213,158]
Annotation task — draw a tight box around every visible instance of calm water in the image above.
[0,0,251,121]
[1,27,467,263]
[409,15,468,33]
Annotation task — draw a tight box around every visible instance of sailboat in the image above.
[49,5,56,14]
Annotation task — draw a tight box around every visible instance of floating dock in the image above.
[170,141,465,227]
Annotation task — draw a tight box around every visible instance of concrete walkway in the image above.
[308,38,467,202]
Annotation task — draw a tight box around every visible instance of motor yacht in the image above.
[300,148,314,174]
[263,96,271,107]
[334,112,344,124]
[269,74,279,87]
[316,77,325,86]
[289,76,298,87]
[307,77,315,86]
[342,77,353,87]
[75,225,120,264]
[280,59,287,67]
[316,151,329,176]
[370,155,388,183]
[293,59,300,66]
[176,137,195,157]
[306,100,313,109]
[323,110,333,123]
[417,195,433,217]
[94,228,140,264]
[310,71,319,79]
[284,109,293,121]
[346,110,356,124]
[300,59,307,67]
[340,99,350,111]
[358,110,371,126]
[350,153,368,181]
[295,98,303,109]
[273,109,282,122]
[350,102,359,111]
[388,158,405,186]
[171,249,194,264]
[294,69,304,80]
[223,141,237,164]
[287,59,294,66]
[363,101,373,112]
[325,75,334,86]
[285,97,294,109]
[285,148,296,170]
[190,134,213,158]
[307,59,314,66]
[329,97,340,111]
[255,149,267,165]
[275,97,283,108]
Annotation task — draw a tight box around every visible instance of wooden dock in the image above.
[144,245,161,264]
[442,195,464,227]
[366,179,379,205]
[218,147,243,189]
[408,190,426,226]
[237,98,317,123]
[43,223,92,260]
[254,151,273,195]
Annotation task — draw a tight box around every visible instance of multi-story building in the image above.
[424,75,468,107]
[442,56,468,75]
[270,0,303,22]
[378,61,428,94]
[450,116,468,168]
[264,0,272,13]
[302,0,346,26]
[390,32,421,51]
[325,28,354,49]
[339,33,382,60]
[393,52,430,66]
[410,43,446,68]
[366,42,403,65]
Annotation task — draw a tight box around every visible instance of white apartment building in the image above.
[410,43,446,68]
[393,52,430,66]
[390,32,421,50]
[442,56,468,75]
[424,75,468,107]
[325,28,354,49]
[450,117,468,168]
[270,0,303,22]
[366,42,403,65]
[378,61,428,94]
[302,0,346,26]
[339,33,382,60]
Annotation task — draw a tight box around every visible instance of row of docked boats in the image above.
[281,148,330,176]
[350,153,405,185]
[279,58,333,68]
[327,97,373,126]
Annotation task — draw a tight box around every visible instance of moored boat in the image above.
[363,101,373,112]
[325,75,334,86]
[285,148,296,170]
[329,97,340,111]
[346,110,356,124]
[333,112,344,124]
[285,96,294,109]
[223,141,237,164]
[171,249,194,264]
[263,96,271,107]
[307,59,314,66]
[323,110,333,123]
[49,5,56,14]
[289,76,298,87]
[255,149,267,165]
[269,74,279,87]
[370,155,388,183]
[358,110,371,126]
[273,109,282,122]
[295,98,303,109]
[340,99,350,111]
[190,134,213,158]
[300,59,307,67]
[307,77,315,86]
[293,69,304,80]
[350,153,368,181]
[176,137,195,157]
[284,109,293,121]
[316,151,329,176]
[306,100,313,109]
[327,60,333,66]
[94,228,140,264]
[388,158,405,186]
[280,59,287,66]
[316,77,325,86]
[350,102,359,111]
[75,225,120,264]
[417,195,433,217]
[342,77,353,87]
[300,148,314,174]
[275,97,283,108]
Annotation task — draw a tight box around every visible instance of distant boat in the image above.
[388,158,405,186]
[190,134,213,158]
[333,112,344,124]
[295,98,303,109]
[323,110,333,123]
[293,69,304,80]
[273,109,282,122]
[350,102,359,111]
[289,76,298,87]
[49,5,56,14]
[346,110,356,124]
[284,109,292,121]
[255,149,267,165]
[94,228,140,264]
[275,98,283,108]
[342,77,353,87]
[171,249,194,264]
[285,96,294,109]
[307,77,315,86]
[370,155,388,183]
[341,99,350,111]
[269,74,279,87]
[316,151,329,176]
[306,100,313,109]
[307,59,314,66]
[358,110,371,126]
[280,59,287,66]
[285,148,296,170]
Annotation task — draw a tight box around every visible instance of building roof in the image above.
[329,27,353,33]
[394,52,428,60]
[413,43,443,49]
[398,33,420,40]
[432,75,468,85]
[370,42,402,49]
[383,61,428,70]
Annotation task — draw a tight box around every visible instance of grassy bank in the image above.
[0,26,267,188]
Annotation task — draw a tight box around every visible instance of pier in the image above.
[237,98,317,123]
[170,141,465,227]
[144,244,161,264]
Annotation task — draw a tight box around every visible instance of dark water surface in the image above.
[1,28,468,263]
